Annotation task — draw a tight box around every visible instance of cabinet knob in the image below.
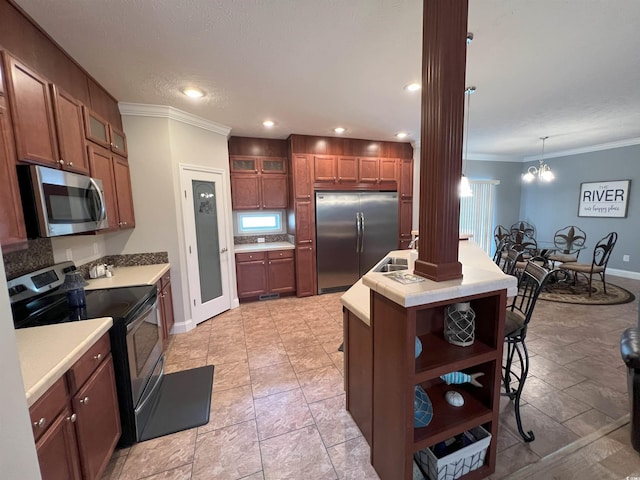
[249,255,253,259]
[58,159,65,165]
[33,417,46,428]
[67,413,77,423]
[268,261,272,265]
[262,261,265,265]
[93,353,102,361]
[68,162,74,167]
[80,396,90,405]
[306,195,310,198]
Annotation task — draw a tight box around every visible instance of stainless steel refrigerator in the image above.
[316,191,398,294]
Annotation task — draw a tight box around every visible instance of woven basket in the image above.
[444,302,476,347]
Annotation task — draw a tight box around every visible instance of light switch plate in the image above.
[257,237,265,243]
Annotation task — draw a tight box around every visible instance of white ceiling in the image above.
[13,0,640,160]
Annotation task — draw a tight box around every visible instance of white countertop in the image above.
[15,318,113,406]
[85,263,170,290]
[234,242,295,253]
[341,241,517,323]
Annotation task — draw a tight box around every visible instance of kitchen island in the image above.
[341,241,517,480]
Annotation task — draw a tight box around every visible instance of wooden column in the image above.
[414,0,468,282]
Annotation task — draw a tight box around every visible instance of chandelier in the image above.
[523,136,554,183]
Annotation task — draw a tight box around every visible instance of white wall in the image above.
[0,249,41,479]
[105,109,234,332]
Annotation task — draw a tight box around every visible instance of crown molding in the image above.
[522,137,640,162]
[118,103,231,136]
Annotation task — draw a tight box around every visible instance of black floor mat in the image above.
[140,365,214,441]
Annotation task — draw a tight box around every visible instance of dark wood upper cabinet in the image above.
[113,156,135,229]
[51,85,89,174]
[108,125,128,157]
[292,154,313,199]
[230,155,288,210]
[313,155,337,183]
[0,101,27,250]
[337,156,358,183]
[4,55,59,167]
[82,106,111,149]
[379,158,397,183]
[399,158,414,199]
[358,157,380,183]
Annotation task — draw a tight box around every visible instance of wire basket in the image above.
[444,302,475,347]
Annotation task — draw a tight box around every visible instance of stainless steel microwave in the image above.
[18,165,108,237]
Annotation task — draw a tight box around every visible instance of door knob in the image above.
[220,247,228,253]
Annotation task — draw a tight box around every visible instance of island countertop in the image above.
[15,318,113,406]
[341,241,517,323]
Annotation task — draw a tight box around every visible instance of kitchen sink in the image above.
[373,257,408,273]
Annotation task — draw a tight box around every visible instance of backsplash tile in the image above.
[234,235,291,245]
[3,238,54,279]
[76,252,169,278]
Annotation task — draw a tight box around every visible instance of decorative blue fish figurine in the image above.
[440,371,484,387]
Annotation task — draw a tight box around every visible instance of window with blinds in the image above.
[459,180,499,255]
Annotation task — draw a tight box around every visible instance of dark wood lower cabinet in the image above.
[236,249,295,299]
[36,404,82,480]
[31,334,120,480]
[72,355,120,480]
[158,272,175,346]
[294,246,315,297]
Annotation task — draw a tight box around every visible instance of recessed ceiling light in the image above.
[334,127,346,134]
[263,120,275,128]
[404,83,421,92]
[396,132,408,139]
[182,87,205,99]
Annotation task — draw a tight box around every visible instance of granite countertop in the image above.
[15,318,113,406]
[341,241,518,323]
[234,242,295,253]
[85,263,170,290]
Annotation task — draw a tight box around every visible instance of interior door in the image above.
[181,166,231,324]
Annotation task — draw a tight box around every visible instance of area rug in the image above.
[539,277,635,305]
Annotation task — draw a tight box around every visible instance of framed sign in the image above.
[578,179,630,218]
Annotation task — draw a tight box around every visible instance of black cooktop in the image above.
[12,285,157,329]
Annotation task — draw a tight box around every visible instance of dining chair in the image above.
[500,248,525,276]
[494,224,511,248]
[558,232,618,297]
[502,261,551,442]
[548,225,587,264]
[509,221,536,240]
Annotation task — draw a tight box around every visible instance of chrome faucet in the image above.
[408,236,419,249]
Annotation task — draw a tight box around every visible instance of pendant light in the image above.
[459,86,475,197]
[522,136,554,183]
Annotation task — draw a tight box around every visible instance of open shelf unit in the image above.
[370,288,506,480]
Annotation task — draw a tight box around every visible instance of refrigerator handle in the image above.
[355,212,361,253]
[360,212,365,253]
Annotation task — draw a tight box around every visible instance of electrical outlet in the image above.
[257,237,265,243]
[623,255,630,262]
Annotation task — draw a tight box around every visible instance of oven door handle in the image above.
[134,355,165,415]
[126,297,160,333]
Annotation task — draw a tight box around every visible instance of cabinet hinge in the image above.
[189,245,192,254]
[184,190,187,198]
[193,299,196,306]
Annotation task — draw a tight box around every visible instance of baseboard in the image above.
[608,268,640,280]
[172,317,196,333]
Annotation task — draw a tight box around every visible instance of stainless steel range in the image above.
[9,261,164,447]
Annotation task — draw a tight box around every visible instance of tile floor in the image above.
[101,275,640,480]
